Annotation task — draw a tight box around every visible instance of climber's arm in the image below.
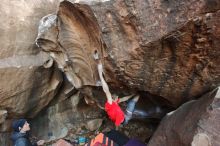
[98,63,113,104]
[118,94,135,103]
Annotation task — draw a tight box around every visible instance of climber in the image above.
[94,51,167,126]
[94,50,124,126]
[11,119,45,146]
[95,51,144,126]
[97,61,124,126]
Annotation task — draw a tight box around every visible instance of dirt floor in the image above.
[48,117,159,146]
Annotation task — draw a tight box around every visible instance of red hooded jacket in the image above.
[105,99,125,126]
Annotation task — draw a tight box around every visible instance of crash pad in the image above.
[85,133,119,146]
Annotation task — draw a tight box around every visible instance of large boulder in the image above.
[0,0,65,121]
[36,2,103,89]
[89,0,220,106]
[36,0,220,107]
[148,87,220,146]
[30,91,104,143]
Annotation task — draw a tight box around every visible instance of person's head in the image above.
[12,119,30,133]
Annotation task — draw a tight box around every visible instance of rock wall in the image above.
[30,91,104,143]
[0,0,65,123]
[0,0,219,145]
[148,87,220,146]
[89,0,220,106]
[37,0,220,107]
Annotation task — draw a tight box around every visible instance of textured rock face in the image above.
[0,0,218,118]
[0,110,7,124]
[0,0,219,145]
[37,0,220,107]
[89,0,220,106]
[0,0,66,119]
[30,92,104,143]
[148,87,220,146]
[36,2,103,89]
[0,133,11,146]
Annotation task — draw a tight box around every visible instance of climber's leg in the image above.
[123,95,140,124]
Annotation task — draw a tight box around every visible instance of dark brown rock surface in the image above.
[89,0,220,106]
[0,0,219,118]
[0,0,65,119]
[148,87,220,146]
[37,0,220,107]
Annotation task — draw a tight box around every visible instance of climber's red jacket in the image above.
[105,99,125,126]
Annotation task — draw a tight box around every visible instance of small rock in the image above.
[86,119,103,131]
[191,133,211,146]
[148,87,220,146]
[205,13,212,20]
[197,38,207,43]
[124,130,129,136]
[0,110,7,124]
[52,139,73,146]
